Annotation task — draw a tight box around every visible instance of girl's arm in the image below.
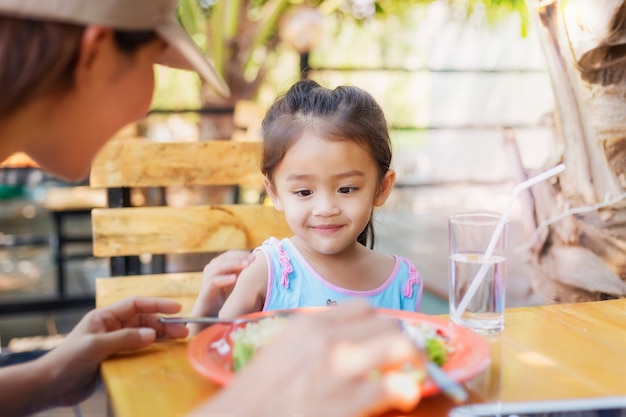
[219,251,269,318]
[189,250,255,334]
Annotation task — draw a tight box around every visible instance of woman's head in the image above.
[0,0,229,180]
[261,80,395,248]
[0,0,229,98]
[0,19,158,118]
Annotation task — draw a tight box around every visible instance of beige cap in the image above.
[0,0,230,97]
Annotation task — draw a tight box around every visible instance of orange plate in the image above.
[188,308,491,397]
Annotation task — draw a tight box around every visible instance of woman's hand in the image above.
[191,300,422,417]
[189,250,254,334]
[39,297,188,409]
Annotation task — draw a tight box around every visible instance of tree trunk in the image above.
[525,0,626,303]
[196,0,285,141]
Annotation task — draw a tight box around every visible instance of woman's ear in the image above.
[374,169,396,207]
[74,26,115,89]
[263,176,283,211]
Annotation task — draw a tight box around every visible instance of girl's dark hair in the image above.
[261,79,393,249]
[0,15,156,117]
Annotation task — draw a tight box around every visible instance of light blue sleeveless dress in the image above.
[258,237,423,312]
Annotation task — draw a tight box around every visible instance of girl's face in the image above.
[264,132,395,256]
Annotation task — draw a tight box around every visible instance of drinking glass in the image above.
[448,212,508,335]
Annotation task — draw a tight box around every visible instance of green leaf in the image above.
[425,337,448,366]
[232,342,256,372]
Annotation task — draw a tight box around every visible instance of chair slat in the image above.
[95,273,202,314]
[92,205,291,257]
[90,140,263,188]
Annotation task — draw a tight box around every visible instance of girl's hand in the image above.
[189,250,254,334]
[191,300,422,417]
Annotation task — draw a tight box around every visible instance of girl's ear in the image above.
[263,176,283,211]
[374,169,396,207]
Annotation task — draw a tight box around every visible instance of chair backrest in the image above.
[89,138,291,276]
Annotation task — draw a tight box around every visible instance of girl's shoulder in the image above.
[258,237,298,261]
[261,236,292,247]
[372,252,420,282]
[367,250,400,268]
[390,253,417,268]
[238,249,270,291]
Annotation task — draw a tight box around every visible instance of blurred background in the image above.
[0,0,553,354]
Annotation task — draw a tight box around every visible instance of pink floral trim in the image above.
[275,241,293,289]
[403,263,419,298]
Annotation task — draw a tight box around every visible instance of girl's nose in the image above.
[312,194,341,217]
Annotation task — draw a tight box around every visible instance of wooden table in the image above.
[96,275,626,417]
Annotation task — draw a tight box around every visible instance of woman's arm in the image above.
[0,357,57,417]
[0,297,188,417]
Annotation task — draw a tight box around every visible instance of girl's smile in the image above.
[310,223,345,235]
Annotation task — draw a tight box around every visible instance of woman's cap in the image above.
[0,0,230,97]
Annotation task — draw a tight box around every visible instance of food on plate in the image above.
[230,316,288,371]
[414,322,450,366]
[229,315,452,372]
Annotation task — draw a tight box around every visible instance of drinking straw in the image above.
[451,163,566,322]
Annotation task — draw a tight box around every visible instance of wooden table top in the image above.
[96,275,626,417]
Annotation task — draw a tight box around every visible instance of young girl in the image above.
[216,80,423,317]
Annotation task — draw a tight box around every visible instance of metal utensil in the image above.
[159,317,253,325]
[159,311,293,325]
[399,319,469,404]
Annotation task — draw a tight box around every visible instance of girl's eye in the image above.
[294,189,313,197]
[338,186,357,194]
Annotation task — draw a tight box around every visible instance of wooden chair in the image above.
[90,139,291,314]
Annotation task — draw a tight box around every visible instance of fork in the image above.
[398,319,468,404]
